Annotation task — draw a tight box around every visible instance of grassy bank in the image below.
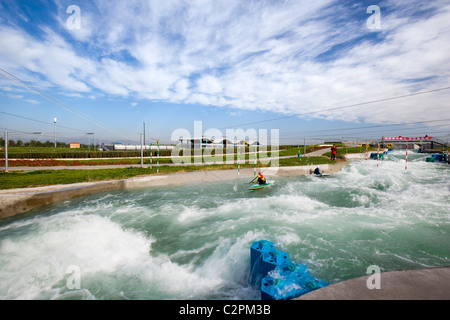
[323,146,378,158]
[0,155,340,189]
[0,146,313,167]
[1,145,320,160]
[0,164,247,189]
[0,146,348,189]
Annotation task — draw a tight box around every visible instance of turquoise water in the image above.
[0,151,449,299]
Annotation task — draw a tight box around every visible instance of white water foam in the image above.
[0,150,449,299]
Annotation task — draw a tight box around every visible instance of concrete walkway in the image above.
[304,147,331,157]
[296,266,450,300]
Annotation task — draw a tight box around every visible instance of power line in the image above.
[0,69,96,122]
[281,125,450,144]
[0,111,85,132]
[220,86,450,129]
[0,67,128,140]
[278,118,450,137]
[3,67,450,144]
[0,127,37,135]
[282,123,450,139]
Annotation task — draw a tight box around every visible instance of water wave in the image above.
[0,150,448,299]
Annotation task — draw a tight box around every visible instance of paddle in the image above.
[249,176,258,184]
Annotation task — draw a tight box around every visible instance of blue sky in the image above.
[1,0,449,145]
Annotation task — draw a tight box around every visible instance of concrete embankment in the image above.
[296,266,450,300]
[0,162,348,220]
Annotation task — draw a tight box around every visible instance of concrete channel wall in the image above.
[296,266,450,300]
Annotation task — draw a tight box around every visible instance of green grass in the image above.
[278,146,328,157]
[0,163,263,189]
[3,146,308,163]
[0,168,145,189]
[3,151,284,166]
[0,147,350,189]
[0,158,339,190]
[0,167,185,189]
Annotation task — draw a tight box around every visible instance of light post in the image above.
[53,118,57,148]
[86,133,94,151]
[143,121,146,147]
[140,133,143,168]
[4,131,8,172]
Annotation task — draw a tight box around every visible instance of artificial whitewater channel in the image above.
[0,151,448,300]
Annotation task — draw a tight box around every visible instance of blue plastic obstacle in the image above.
[370,152,385,160]
[250,240,328,300]
[432,154,444,162]
[428,154,448,163]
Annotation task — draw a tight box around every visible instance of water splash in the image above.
[0,151,449,299]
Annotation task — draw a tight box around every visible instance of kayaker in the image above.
[314,166,321,175]
[257,171,267,185]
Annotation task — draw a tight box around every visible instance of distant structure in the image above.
[69,143,80,149]
[101,143,174,151]
[179,138,260,149]
[381,136,436,150]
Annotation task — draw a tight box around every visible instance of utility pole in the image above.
[53,117,57,148]
[143,121,146,147]
[140,133,144,168]
[4,131,8,172]
[157,140,160,173]
[304,138,306,156]
[86,133,94,151]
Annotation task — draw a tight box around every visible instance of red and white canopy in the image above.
[382,136,432,141]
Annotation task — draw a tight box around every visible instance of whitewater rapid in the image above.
[0,151,448,299]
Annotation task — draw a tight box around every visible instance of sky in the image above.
[0,0,449,145]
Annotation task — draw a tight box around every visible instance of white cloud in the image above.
[196,75,222,95]
[1,0,449,126]
[25,99,40,104]
[0,26,94,93]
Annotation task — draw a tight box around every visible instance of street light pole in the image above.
[143,121,146,147]
[53,117,57,148]
[4,131,8,172]
[86,133,94,151]
[140,133,144,168]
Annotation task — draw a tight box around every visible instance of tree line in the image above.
[0,138,90,149]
